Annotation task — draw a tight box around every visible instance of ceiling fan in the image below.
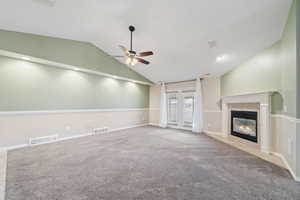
[115,26,153,66]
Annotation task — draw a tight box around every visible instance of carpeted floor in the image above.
[5,126,300,200]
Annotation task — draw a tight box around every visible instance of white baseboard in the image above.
[0,123,149,152]
[148,123,160,127]
[108,123,149,133]
[0,151,7,200]
[57,133,94,142]
[204,131,224,137]
[0,144,29,152]
[270,152,300,182]
[167,125,192,131]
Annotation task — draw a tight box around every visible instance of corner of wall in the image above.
[295,0,300,180]
[296,0,300,119]
[296,123,300,179]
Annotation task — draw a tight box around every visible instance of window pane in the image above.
[183,97,194,126]
[168,97,177,123]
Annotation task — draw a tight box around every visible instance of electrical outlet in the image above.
[65,126,71,131]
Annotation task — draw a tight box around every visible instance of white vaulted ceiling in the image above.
[0,0,292,83]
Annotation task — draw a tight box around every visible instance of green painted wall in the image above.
[280,0,297,118]
[221,1,296,117]
[0,29,151,83]
[0,56,149,111]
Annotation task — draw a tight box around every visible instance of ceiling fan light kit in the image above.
[116,25,154,66]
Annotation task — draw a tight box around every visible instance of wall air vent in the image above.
[93,127,109,135]
[29,135,58,145]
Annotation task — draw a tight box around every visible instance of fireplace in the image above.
[231,110,258,143]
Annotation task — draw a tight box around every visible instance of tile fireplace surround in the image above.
[222,91,274,153]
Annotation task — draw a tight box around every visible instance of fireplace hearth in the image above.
[231,110,258,143]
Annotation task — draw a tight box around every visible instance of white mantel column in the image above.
[222,103,229,138]
[260,103,272,153]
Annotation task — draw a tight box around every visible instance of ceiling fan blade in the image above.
[136,58,150,65]
[138,51,154,57]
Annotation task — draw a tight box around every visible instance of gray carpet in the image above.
[6,126,300,200]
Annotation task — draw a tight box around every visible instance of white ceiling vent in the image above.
[29,135,58,145]
[208,40,217,48]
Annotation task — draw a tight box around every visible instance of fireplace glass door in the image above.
[231,110,258,143]
[233,118,256,136]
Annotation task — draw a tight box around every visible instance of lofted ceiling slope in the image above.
[0,0,293,83]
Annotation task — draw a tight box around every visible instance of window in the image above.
[167,94,178,124]
[183,96,194,127]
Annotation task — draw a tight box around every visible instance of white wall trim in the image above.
[0,151,7,200]
[204,110,222,113]
[166,87,195,93]
[148,109,222,113]
[167,125,192,131]
[271,114,300,123]
[0,124,148,152]
[149,108,160,111]
[221,91,277,98]
[149,123,193,130]
[148,123,160,127]
[204,131,224,136]
[108,123,149,133]
[49,133,94,143]
[0,108,149,116]
[270,152,300,182]
[0,49,152,86]
[0,144,29,152]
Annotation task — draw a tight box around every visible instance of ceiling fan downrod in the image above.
[129,25,135,53]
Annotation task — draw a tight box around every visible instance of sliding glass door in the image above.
[167,91,195,129]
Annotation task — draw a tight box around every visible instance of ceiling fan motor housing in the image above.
[129,25,135,32]
[129,50,136,55]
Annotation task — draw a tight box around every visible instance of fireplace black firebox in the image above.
[231,110,258,143]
